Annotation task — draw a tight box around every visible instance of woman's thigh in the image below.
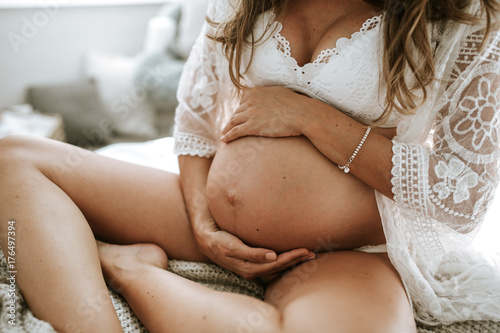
[266,251,417,333]
[1,135,208,262]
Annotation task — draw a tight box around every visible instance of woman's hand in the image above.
[195,218,316,280]
[221,86,309,143]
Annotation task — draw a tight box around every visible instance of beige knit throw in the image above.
[0,251,497,332]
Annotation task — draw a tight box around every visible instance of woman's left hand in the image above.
[221,86,309,143]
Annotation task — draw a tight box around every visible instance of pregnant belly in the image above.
[206,136,385,253]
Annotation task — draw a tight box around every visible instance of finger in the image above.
[254,249,315,276]
[221,125,247,143]
[226,241,278,263]
[235,249,314,279]
[277,248,313,261]
[273,250,316,271]
[236,255,313,280]
[236,248,311,269]
[217,257,274,280]
[221,107,248,135]
[221,117,239,136]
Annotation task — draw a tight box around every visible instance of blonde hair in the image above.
[208,0,499,124]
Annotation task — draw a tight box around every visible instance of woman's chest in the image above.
[240,13,400,127]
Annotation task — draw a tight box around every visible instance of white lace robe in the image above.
[173,0,500,325]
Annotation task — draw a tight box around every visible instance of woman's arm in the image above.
[178,155,214,235]
[220,86,395,198]
[302,96,395,198]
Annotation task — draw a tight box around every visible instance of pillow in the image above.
[26,79,113,146]
[134,52,184,137]
[135,52,184,113]
[176,0,209,59]
[143,16,178,55]
[143,2,182,54]
[85,51,159,140]
[136,1,186,136]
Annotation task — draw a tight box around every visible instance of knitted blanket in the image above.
[0,250,498,333]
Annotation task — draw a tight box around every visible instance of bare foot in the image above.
[97,241,168,293]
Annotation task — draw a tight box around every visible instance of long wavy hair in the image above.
[208,0,499,123]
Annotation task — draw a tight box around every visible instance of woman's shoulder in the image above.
[206,0,238,21]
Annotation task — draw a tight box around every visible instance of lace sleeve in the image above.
[391,23,500,233]
[173,0,233,158]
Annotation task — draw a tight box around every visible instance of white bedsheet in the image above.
[97,137,179,174]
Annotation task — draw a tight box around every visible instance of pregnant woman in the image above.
[1,0,499,332]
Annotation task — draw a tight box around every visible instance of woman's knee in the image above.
[0,135,42,171]
[0,135,92,179]
[0,135,66,163]
[0,134,34,156]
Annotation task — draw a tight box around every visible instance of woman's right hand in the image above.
[179,155,315,280]
[194,217,316,280]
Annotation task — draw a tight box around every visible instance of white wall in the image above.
[0,2,164,108]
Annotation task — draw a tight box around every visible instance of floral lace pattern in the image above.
[455,77,500,151]
[386,12,500,324]
[173,0,232,157]
[432,158,479,204]
[190,76,219,113]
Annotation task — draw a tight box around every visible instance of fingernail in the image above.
[265,252,277,261]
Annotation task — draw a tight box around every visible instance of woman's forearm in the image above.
[219,86,395,198]
[178,155,214,236]
[300,97,395,199]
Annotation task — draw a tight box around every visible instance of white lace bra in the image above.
[242,11,403,128]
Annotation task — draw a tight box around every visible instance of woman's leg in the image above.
[99,242,417,333]
[267,251,417,333]
[0,135,208,332]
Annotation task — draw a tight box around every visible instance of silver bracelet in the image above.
[338,126,371,174]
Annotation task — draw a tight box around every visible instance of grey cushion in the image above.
[134,52,185,137]
[27,79,113,146]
